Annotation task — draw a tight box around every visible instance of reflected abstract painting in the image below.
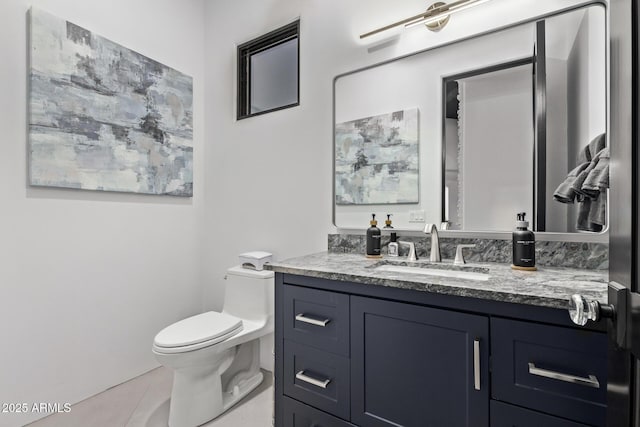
[335,109,419,205]
[29,8,193,196]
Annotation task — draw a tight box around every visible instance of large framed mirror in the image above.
[333,3,606,239]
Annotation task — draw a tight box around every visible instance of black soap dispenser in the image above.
[366,214,382,258]
[512,212,536,271]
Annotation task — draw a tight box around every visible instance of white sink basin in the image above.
[374,264,490,281]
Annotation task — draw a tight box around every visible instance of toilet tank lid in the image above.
[226,265,274,279]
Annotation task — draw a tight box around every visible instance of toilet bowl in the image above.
[153,266,274,427]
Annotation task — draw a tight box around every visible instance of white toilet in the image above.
[152,266,274,427]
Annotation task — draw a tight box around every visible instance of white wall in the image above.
[459,66,534,230]
[542,5,606,232]
[546,57,570,232]
[588,8,607,142]
[444,118,460,227]
[0,1,205,426]
[568,7,607,168]
[202,0,604,307]
[566,6,607,230]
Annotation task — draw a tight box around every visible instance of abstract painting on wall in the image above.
[335,108,419,205]
[29,8,193,196]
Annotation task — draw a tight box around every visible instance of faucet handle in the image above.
[454,244,476,265]
[398,241,418,262]
[423,223,437,234]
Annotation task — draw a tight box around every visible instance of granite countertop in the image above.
[265,252,608,310]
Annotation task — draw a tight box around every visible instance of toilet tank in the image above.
[222,266,274,323]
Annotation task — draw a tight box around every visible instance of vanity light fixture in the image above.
[360,0,493,39]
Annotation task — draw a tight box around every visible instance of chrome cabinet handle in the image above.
[295,370,331,389]
[528,362,600,388]
[295,313,331,327]
[473,339,481,390]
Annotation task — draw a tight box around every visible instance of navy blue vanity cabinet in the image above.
[351,296,489,427]
[283,284,350,356]
[274,273,607,427]
[282,396,356,427]
[281,284,351,420]
[283,340,351,419]
[491,318,607,426]
[490,401,590,426]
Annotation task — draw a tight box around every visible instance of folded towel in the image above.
[553,162,590,203]
[554,135,608,233]
[577,199,594,232]
[582,147,609,195]
[577,133,606,164]
[577,198,604,232]
[588,190,607,226]
[571,160,599,199]
[572,148,607,199]
[578,146,608,231]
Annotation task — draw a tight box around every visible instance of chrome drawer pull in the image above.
[528,363,600,388]
[295,370,331,389]
[295,313,331,327]
[473,339,481,391]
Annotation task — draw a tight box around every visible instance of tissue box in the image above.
[238,251,273,271]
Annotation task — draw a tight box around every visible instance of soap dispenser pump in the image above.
[366,214,382,258]
[512,212,536,271]
[384,214,394,229]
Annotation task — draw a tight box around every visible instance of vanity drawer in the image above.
[283,284,349,356]
[283,340,350,420]
[491,318,607,426]
[490,401,589,427]
[282,396,356,427]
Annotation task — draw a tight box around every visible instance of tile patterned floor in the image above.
[26,367,273,427]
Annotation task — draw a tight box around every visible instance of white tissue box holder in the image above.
[239,251,273,271]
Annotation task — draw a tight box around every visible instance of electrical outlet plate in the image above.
[409,210,425,223]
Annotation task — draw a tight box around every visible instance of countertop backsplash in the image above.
[328,234,608,270]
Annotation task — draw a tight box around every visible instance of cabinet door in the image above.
[283,284,350,356]
[282,396,356,427]
[490,401,590,427]
[351,296,489,427]
[491,318,607,426]
[283,340,350,419]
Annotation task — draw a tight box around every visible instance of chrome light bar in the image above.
[360,0,493,39]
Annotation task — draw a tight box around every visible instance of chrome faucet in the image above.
[454,244,476,265]
[423,223,441,262]
[398,241,418,262]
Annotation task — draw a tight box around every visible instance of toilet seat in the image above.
[153,312,243,354]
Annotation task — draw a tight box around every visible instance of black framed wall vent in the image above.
[237,20,300,120]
